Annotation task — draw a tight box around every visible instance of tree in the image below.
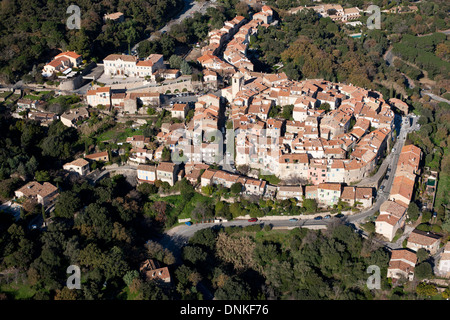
[180,60,192,75]
[302,198,318,213]
[201,185,214,196]
[161,147,171,162]
[189,228,217,250]
[421,210,432,223]
[54,287,79,300]
[407,202,420,221]
[169,55,183,69]
[182,246,207,265]
[230,182,243,195]
[137,183,158,195]
[416,248,429,264]
[123,270,139,287]
[35,170,50,182]
[191,201,214,221]
[416,282,438,297]
[215,201,229,218]
[415,262,433,280]
[214,277,251,300]
[281,105,294,120]
[319,103,331,112]
[54,191,81,219]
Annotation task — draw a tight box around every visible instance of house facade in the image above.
[387,249,417,282]
[63,158,90,176]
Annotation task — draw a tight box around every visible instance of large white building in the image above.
[103,54,164,78]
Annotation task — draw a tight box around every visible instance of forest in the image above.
[0,0,183,84]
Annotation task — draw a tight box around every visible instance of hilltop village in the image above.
[1,0,450,303]
[8,6,419,224]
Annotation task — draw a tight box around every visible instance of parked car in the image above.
[185,221,192,226]
[248,218,258,222]
[289,218,298,222]
[335,213,344,218]
[380,185,385,190]
[314,216,323,220]
[324,215,331,219]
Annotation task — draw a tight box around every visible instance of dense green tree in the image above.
[54,191,82,219]
[415,262,433,280]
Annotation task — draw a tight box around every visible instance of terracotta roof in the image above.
[341,186,355,200]
[104,54,136,62]
[201,169,216,180]
[390,176,415,201]
[137,164,156,172]
[172,103,187,112]
[85,151,108,160]
[390,249,417,265]
[65,158,89,167]
[355,187,373,199]
[380,200,407,218]
[16,181,58,199]
[318,183,341,191]
[157,162,176,173]
[55,51,81,60]
[407,229,441,247]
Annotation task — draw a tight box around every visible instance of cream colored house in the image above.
[156,162,179,186]
[63,158,90,176]
[60,107,89,128]
[437,242,450,277]
[387,249,417,282]
[317,183,341,206]
[171,103,189,119]
[15,181,59,208]
[406,230,441,255]
[375,200,407,241]
[104,54,164,77]
[86,86,112,108]
[137,164,157,183]
[276,186,303,201]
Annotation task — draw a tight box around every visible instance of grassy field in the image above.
[258,174,280,185]
[96,126,143,143]
[0,282,36,300]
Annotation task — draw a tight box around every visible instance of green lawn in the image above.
[259,174,280,185]
[96,126,143,143]
[0,282,36,300]
[23,94,41,100]
[154,192,213,221]
[179,193,212,219]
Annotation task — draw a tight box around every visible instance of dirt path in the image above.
[384,45,436,90]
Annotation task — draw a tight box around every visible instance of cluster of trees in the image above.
[406,99,450,226]
[0,116,80,201]
[392,33,450,80]
[0,0,183,83]
[0,171,179,300]
[175,222,395,300]
[250,9,385,90]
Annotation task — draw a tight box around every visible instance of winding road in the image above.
[132,0,216,53]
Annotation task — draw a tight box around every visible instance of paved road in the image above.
[132,0,216,53]
[351,115,420,223]
[166,217,329,240]
[421,90,450,104]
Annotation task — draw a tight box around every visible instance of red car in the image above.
[248,218,258,222]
